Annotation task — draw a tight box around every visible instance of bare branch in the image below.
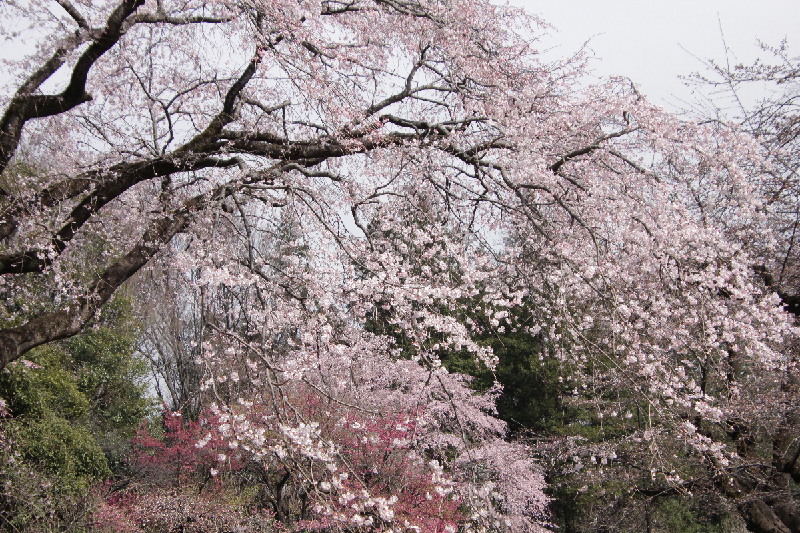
[242,99,291,115]
[126,12,232,26]
[549,127,636,173]
[55,0,91,30]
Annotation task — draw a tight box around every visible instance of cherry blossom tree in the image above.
[662,42,800,533]
[692,41,800,307]
[499,98,800,531]
[0,0,796,530]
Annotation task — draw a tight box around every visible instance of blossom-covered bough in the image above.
[0,0,796,531]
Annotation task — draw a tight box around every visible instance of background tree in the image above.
[135,264,208,420]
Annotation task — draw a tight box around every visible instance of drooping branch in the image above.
[55,0,91,30]
[548,127,636,173]
[0,156,239,275]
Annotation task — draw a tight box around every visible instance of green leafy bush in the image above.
[0,296,153,531]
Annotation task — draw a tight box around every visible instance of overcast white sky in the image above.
[511,0,800,111]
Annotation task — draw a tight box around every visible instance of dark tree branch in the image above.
[0,157,239,275]
[0,0,145,176]
[0,170,251,364]
[55,0,91,30]
[549,128,636,173]
[0,249,48,275]
[0,208,189,366]
[0,54,260,251]
[126,12,232,26]
[242,99,291,115]
[176,54,260,154]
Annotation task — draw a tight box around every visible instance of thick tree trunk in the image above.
[741,498,800,533]
[0,211,190,367]
[774,501,800,533]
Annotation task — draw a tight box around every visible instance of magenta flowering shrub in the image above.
[132,410,237,487]
[192,340,549,532]
[126,360,547,533]
[291,405,463,532]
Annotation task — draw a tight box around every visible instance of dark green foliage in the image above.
[0,295,153,531]
[433,301,576,435]
[1,345,89,420]
[0,447,100,533]
[65,298,153,469]
[427,304,740,533]
[16,417,110,481]
[485,331,573,433]
[546,478,730,533]
[1,296,152,469]
[656,497,726,533]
